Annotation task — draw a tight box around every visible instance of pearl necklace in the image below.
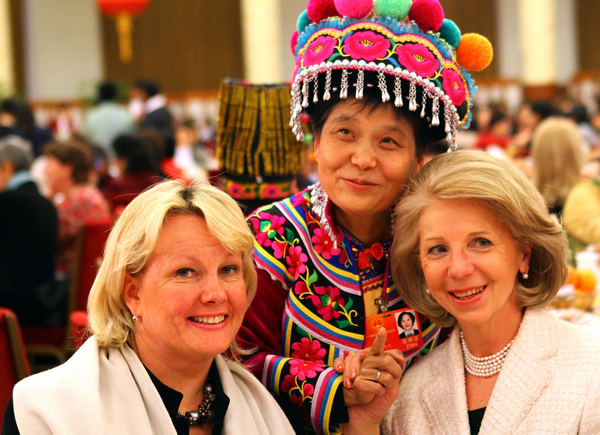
[460,331,514,377]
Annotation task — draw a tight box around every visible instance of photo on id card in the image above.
[364,308,423,352]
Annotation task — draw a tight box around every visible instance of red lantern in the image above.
[97,0,150,63]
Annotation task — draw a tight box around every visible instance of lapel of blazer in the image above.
[480,310,556,434]
[420,328,472,433]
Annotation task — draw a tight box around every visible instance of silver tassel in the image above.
[408,81,417,111]
[302,78,309,108]
[355,68,364,99]
[323,69,332,101]
[431,96,440,126]
[378,70,390,102]
[394,75,403,107]
[340,69,349,99]
[444,103,452,133]
[313,74,319,103]
[420,89,427,118]
[310,183,339,249]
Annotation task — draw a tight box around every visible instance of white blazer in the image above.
[382,309,600,434]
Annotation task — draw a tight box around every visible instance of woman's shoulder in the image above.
[215,356,295,433]
[14,337,100,397]
[248,188,312,218]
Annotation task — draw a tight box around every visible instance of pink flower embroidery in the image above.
[261,184,284,199]
[259,212,286,235]
[292,193,308,207]
[396,43,439,78]
[292,337,327,360]
[294,281,309,296]
[442,68,466,106]
[314,286,345,321]
[289,358,325,381]
[286,246,308,279]
[311,227,341,259]
[272,240,286,259]
[250,218,272,247]
[343,31,390,61]
[303,35,337,66]
[301,382,314,396]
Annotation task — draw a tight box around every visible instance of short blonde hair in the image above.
[391,150,568,327]
[531,117,585,208]
[87,180,257,355]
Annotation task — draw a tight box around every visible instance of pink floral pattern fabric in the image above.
[342,30,391,61]
[396,43,440,78]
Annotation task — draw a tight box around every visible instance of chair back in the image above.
[69,219,112,313]
[0,308,30,423]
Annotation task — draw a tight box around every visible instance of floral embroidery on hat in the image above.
[396,43,440,78]
[343,30,391,61]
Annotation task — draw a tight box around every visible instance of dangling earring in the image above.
[522,271,529,280]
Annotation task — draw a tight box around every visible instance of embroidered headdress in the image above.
[290,0,493,148]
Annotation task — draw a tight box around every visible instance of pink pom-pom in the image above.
[409,0,444,32]
[290,30,299,55]
[334,0,373,19]
[307,0,338,22]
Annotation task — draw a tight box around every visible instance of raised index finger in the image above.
[370,326,387,356]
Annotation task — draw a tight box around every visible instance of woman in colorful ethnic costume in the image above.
[236,0,493,433]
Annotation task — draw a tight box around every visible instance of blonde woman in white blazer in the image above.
[384,151,600,434]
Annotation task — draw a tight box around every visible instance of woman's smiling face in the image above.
[314,99,420,225]
[123,213,248,365]
[418,198,530,331]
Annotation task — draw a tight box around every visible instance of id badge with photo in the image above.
[364,308,424,352]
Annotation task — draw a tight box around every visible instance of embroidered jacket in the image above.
[238,185,441,435]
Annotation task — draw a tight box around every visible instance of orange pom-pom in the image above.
[456,33,493,71]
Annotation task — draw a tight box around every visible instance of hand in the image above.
[336,328,405,433]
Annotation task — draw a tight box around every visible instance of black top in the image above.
[468,407,486,435]
[147,362,230,435]
[1,362,230,435]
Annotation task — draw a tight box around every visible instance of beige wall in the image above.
[23,0,102,100]
[0,0,14,96]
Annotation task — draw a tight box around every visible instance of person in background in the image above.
[531,117,586,218]
[85,81,135,159]
[130,80,175,142]
[472,107,512,153]
[3,180,297,435]
[174,118,208,182]
[43,141,111,279]
[0,137,61,327]
[568,104,598,152]
[508,101,556,158]
[237,0,494,432]
[138,128,187,182]
[102,134,163,213]
[383,150,600,434]
[0,98,52,157]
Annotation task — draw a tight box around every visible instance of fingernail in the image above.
[351,368,357,379]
